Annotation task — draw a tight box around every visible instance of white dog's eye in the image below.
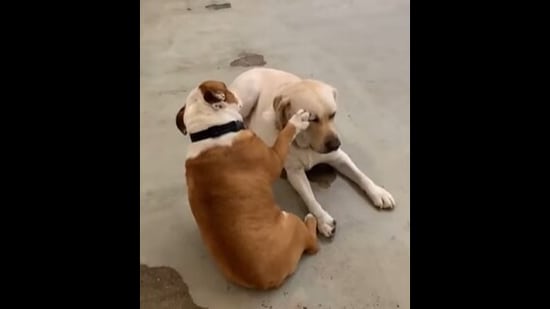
[329,112,336,119]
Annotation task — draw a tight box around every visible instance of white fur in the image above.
[183,87,244,159]
[230,68,395,237]
[186,132,240,159]
[288,109,310,137]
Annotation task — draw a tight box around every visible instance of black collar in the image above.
[189,121,246,143]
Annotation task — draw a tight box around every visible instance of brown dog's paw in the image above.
[288,109,310,132]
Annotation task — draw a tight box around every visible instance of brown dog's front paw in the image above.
[288,109,310,132]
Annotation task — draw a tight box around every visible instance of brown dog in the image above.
[176,80,319,289]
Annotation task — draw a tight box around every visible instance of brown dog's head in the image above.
[175,80,242,136]
[273,80,340,153]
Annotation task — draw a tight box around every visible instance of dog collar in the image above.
[189,121,246,143]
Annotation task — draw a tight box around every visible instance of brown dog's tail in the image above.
[175,106,187,135]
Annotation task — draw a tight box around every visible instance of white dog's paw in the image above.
[367,185,396,209]
[316,211,336,237]
[288,109,310,131]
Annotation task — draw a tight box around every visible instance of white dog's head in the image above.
[273,80,341,153]
[176,80,243,135]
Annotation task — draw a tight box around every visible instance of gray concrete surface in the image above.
[140,0,410,308]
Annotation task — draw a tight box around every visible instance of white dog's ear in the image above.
[273,95,290,111]
[273,95,291,130]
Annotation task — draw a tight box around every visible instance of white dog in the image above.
[229,68,395,237]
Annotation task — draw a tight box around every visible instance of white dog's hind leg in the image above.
[229,71,262,119]
[286,168,336,237]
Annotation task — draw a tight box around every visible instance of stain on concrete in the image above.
[205,3,232,10]
[140,264,205,309]
[230,52,267,67]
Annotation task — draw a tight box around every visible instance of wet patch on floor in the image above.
[230,52,267,67]
[140,264,205,309]
[304,164,338,188]
[205,2,231,10]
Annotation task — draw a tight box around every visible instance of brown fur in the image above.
[198,80,238,104]
[176,105,187,135]
[185,123,319,289]
[175,81,239,135]
[273,95,291,130]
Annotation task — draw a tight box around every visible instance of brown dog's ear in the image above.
[202,89,225,104]
[273,95,291,130]
[175,105,187,135]
[198,81,238,106]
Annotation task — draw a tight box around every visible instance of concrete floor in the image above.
[140,0,409,308]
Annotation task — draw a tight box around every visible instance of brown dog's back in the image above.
[185,131,318,289]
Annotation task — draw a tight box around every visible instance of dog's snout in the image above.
[325,137,341,152]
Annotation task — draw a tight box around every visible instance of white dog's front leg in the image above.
[326,149,395,209]
[286,168,336,237]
